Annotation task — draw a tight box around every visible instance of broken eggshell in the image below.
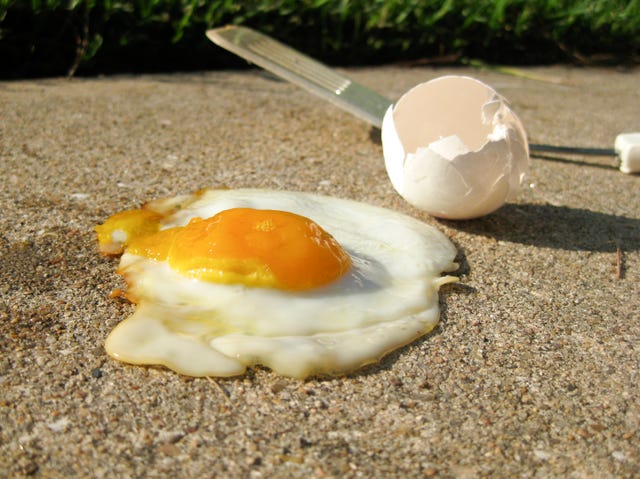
[381,76,529,220]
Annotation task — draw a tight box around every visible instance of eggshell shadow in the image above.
[440,203,640,253]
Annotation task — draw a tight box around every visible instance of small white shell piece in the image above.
[615,132,640,174]
[382,76,529,220]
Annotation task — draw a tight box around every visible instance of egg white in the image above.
[104,189,458,378]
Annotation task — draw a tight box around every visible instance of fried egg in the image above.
[95,189,458,378]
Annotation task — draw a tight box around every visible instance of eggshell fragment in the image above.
[381,76,529,219]
[615,132,640,174]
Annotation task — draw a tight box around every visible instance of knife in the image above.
[206,25,638,174]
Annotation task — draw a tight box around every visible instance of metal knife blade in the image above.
[206,25,392,128]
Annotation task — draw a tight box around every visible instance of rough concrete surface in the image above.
[1,66,639,478]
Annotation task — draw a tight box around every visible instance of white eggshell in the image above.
[381,76,529,220]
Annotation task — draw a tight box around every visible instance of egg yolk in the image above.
[95,209,163,255]
[99,208,351,291]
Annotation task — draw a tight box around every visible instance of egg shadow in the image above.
[439,203,640,253]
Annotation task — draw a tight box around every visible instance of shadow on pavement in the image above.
[441,203,639,252]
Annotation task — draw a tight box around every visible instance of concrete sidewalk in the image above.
[1,66,638,478]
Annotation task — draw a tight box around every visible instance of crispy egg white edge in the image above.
[105,299,444,378]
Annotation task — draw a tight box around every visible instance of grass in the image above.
[1,0,638,78]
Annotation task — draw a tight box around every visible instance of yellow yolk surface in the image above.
[99,208,351,291]
[94,209,163,255]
